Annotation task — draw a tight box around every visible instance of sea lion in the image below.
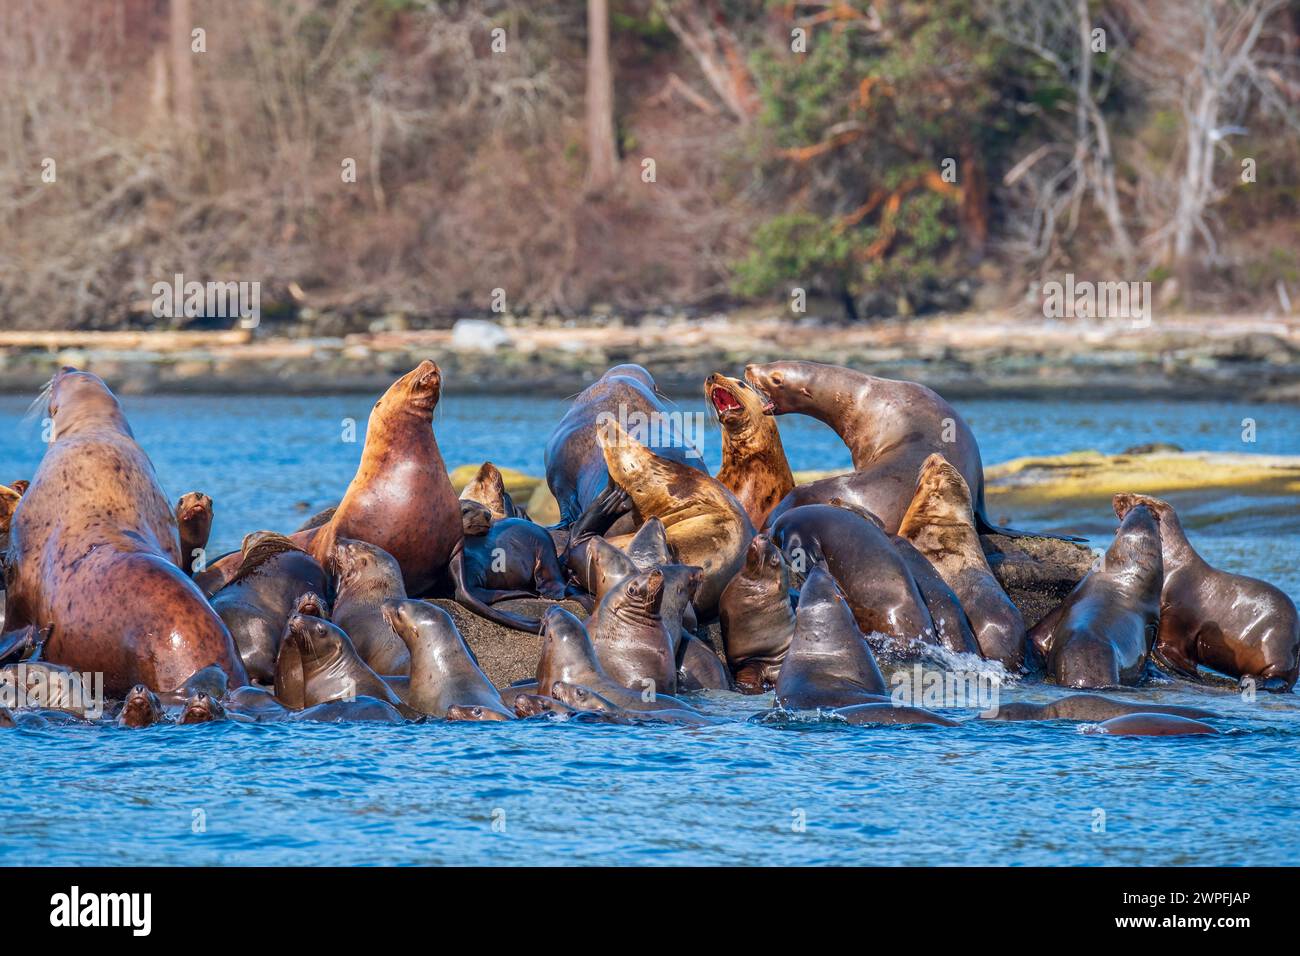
[1,368,247,695]
[774,566,888,711]
[586,567,677,695]
[460,500,494,537]
[897,454,1027,669]
[117,684,165,728]
[328,539,410,676]
[706,372,794,528]
[982,693,1220,722]
[514,693,577,718]
[156,663,231,711]
[8,480,28,496]
[1091,713,1219,737]
[833,702,958,727]
[624,517,674,570]
[0,483,22,549]
[381,599,514,719]
[460,461,527,521]
[1,657,99,716]
[535,606,696,713]
[581,539,701,654]
[598,417,753,620]
[678,635,731,691]
[449,518,570,633]
[273,612,403,710]
[175,492,213,576]
[550,681,724,726]
[288,697,406,723]
[1030,504,1163,688]
[446,703,513,722]
[210,533,329,684]
[178,692,226,724]
[226,684,293,721]
[1114,493,1300,691]
[718,535,797,692]
[768,504,935,651]
[306,361,461,596]
[297,505,337,533]
[745,361,1060,538]
[544,363,707,526]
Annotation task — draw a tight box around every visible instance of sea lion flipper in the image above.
[449,547,542,634]
[975,510,1087,543]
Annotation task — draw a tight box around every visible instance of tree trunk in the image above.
[585,0,619,193]
[170,0,196,133]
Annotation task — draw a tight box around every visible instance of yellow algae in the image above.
[448,463,544,496]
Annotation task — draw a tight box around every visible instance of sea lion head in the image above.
[331,538,403,596]
[381,598,459,657]
[460,461,510,518]
[446,703,512,722]
[459,499,494,537]
[743,533,786,577]
[1105,503,1162,572]
[537,606,600,685]
[8,480,28,496]
[514,693,574,718]
[1112,493,1183,564]
[176,491,213,528]
[617,567,667,621]
[0,485,21,534]
[743,361,820,416]
[1113,492,1176,526]
[594,416,651,489]
[178,692,226,725]
[275,613,348,707]
[586,537,637,601]
[294,591,330,618]
[907,454,973,525]
[399,359,443,413]
[118,684,164,728]
[605,364,661,395]
[550,681,618,713]
[44,367,129,439]
[706,372,767,431]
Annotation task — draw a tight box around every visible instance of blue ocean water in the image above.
[1,392,1298,866]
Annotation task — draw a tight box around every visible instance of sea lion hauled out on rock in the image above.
[718,534,796,692]
[705,372,794,529]
[273,613,403,711]
[328,539,411,676]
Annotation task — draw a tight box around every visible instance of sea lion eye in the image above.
[770,373,783,385]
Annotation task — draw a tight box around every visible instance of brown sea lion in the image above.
[550,681,725,726]
[210,533,328,684]
[677,635,731,691]
[1,368,246,695]
[1,656,100,716]
[768,504,935,651]
[982,693,1219,722]
[706,372,794,528]
[306,361,461,596]
[1030,504,1163,688]
[449,518,570,633]
[1114,493,1300,691]
[624,517,674,570]
[535,606,697,713]
[156,664,232,711]
[0,483,22,547]
[514,693,577,718]
[273,613,403,710]
[718,535,796,692]
[117,684,165,728]
[1091,713,1219,736]
[582,539,700,654]
[544,364,707,526]
[175,492,213,576]
[897,454,1027,670]
[381,599,514,719]
[460,500,494,537]
[460,461,527,521]
[297,505,337,533]
[178,692,227,724]
[446,703,513,722]
[587,567,677,695]
[745,361,1066,539]
[329,539,410,676]
[774,566,888,711]
[288,696,406,723]
[226,684,293,722]
[598,417,753,620]
[833,702,959,727]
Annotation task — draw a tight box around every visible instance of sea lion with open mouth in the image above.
[328,539,411,676]
[1030,503,1163,688]
[768,504,936,652]
[460,461,528,521]
[1,367,247,696]
[175,492,213,577]
[382,599,514,719]
[718,535,797,692]
[305,360,462,596]
[597,417,753,621]
[1113,493,1300,691]
[706,372,794,529]
[544,364,708,527]
[210,533,329,684]
[774,566,888,711]
[745,361,1068,540]
[897,454,1027,670]
[273,612,403,711]
[535,606,697,713]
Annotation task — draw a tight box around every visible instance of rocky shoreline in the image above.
[2,311,1298,401]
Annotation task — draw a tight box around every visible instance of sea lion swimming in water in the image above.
[175,492,213,576]
[833,702,958,727]
[544,364,708,527]
[328,539,410,676]
[774,566,888,711]
[460,461,528,521]
[381,599,514,719]
[550,681,724,726]
[117,684,165,728]
[288,696,406,724]
[1030,504,1163,688]
[981,693,1219,722]
[1113,493,1300,691]
[210,533,329,685]
[718,535,796,692]
[178,693,227,725]
[705,372,794,528]
[897,454,1027,670]
[305,361,462,596]
[597,417,753,621]
[768,504,936,652]
[1,368,247,696]
[745,361,1070,540]
[1090,713,1219,737]
[273,612,403,710]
